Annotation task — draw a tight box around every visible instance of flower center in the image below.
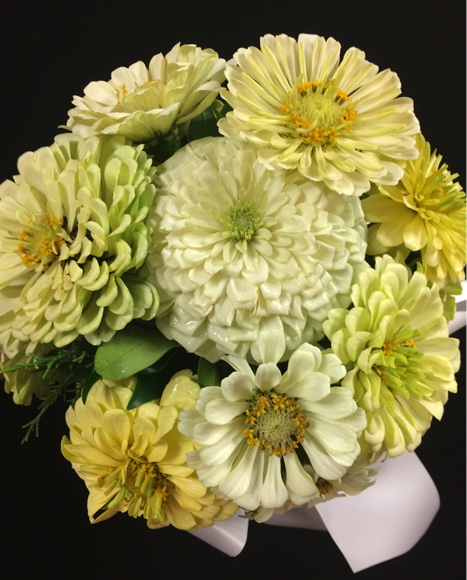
[222,201,263,241]
[278,80,358,147]
[99,453,172,522]
[243,391,309,457]
[17,213,67,270]
[376,331,424,399]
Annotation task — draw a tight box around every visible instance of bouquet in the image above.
[1,33,464,560]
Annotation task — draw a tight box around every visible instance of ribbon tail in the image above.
[314,451,440,572]
[187,511,249,556]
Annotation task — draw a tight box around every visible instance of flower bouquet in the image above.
[1,34,465,570]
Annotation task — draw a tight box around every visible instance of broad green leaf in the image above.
[197,357,220,387]
[94,325,178,381]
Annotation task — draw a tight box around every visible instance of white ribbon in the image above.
[267,451,440,572]
[188,282,465,569]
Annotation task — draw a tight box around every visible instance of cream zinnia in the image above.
[144,137,367,363]
[323,255,460,458]
[0,134,159,348]
[61,372,238,529]
[218,34,419,195]
[66,44,226,143]
[178,335,366,511]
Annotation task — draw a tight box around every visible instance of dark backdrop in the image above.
[1,2,465,579]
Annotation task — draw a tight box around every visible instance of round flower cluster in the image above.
[323,255,460,458]
[1,33,463,534]
[145,137,368,363]
[61,372,238,529]
[0,134,159,354]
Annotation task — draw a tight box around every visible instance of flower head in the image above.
[1,342,51,405]
[178,336,366,512]
[0,134,159,348]
[218,34,419,195]
[61,372,237,530]
[145,137,367,363]
[66,44,226,142]
[323,255,460,458]
[363,134,466,288]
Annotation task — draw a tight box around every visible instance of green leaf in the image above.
[197,357,220,387]
[186,102,230,142]
[94,325,178,381]
[126,353,181,410]
[81,369,101,404]
[126,373,166,410]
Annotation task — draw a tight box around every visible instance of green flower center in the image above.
[17,213,67,270]
[101,453,172,522]
[222,201,263,241]
[278,80,358,147]
[243,391,309,457]
[376,329,426,406]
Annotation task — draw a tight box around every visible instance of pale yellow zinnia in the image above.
[61,372,237,530]
[218,34,419,196]
[363,134,466,288]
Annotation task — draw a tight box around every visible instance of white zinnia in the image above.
[145,137,367,363]
[218,34,420,196]
[178,335,366,511]
[66,44,226,142]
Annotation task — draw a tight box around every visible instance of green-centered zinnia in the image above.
[61,372,238,529]
[0,133,159,348]
[144,136,368,363]
[218,34,419,196]
[363,133,466,288]
[323,255,460,458]
[66,44,226,143]
[178,332,366,512]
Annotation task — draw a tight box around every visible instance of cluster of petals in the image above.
[218,34,420,196]
[66,44,226,142]
[0,134,159,349]
[178,333,366,512]
[145,137,367,363]
[61,372,237,530]
[363,134,466,289]
[323,255,460,457]
[0,341,51,405]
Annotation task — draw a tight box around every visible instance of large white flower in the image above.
[144,137,367,363]
[66,44,226,142]
[178,336,366,511]
[218,34,419,195]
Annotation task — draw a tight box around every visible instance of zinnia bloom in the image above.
[363,134,466,288]
[66,44,226,143]
[178,335,366,512]
[61,372,237,529]
[218,34,419,196]
[1,341,51,405]
[0,134,159,348]
[145,137,367,363]
[323,255,460,458]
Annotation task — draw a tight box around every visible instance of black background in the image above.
[1,1,465,579]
